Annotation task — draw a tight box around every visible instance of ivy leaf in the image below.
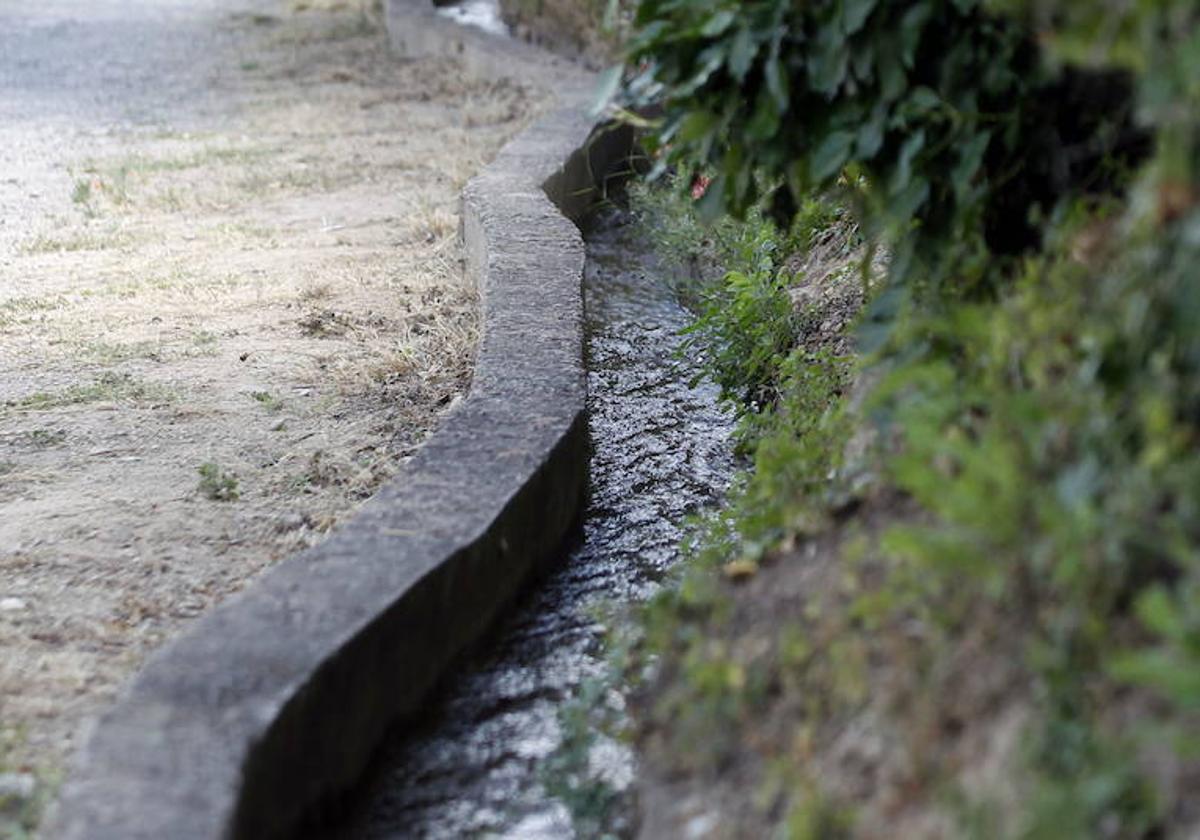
[951,129,991,201]
[786,158,810,206]
[809,23,849,94]
[899,4,932,68]
[679,109,719,143]
[843,0,876,35]
[626,19,668,54]
[728,26,759,81]
[907,86,940,112]
[765,47,790,112]
[677,44,728,95]
[747,89,781,141]
[876,37,906,101]
[851,38,877,81]
[700,9,736,37]
[810,130,855,182]
[890,177,930,220]
[889,128,926,196]
[856,102,887,158]
[589,65,624,117]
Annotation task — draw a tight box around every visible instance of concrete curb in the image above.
[48,13,634,840]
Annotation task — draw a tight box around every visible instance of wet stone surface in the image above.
[342,210,736,838]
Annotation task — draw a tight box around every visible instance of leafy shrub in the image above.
[633,179,851,421]
[682,233,797,411]
[618,0,1200,833]
[620,0,1146,306]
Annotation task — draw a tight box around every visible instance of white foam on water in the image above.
[435,0,509,37]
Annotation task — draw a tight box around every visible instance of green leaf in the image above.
[856,102,887,158]
[951,129,991,200]
[700,10,736,37]
[907,86,940,111]
[786,158,810,205]
[678,109,719,143]
[724,144,752,212]
[890,177,930,221]
[1135,586,1184,640]
[889,129,926,196]
[677,44,728,95]
[851,39,877,81]
[589,64,624,117]
[843,0,876,35]
[626,19,668,54]
[899,4,932,68]
[747,89,781,141]
[1110,650,1200,709]
[765,49,790,112]
[810,130,855,182]
[809,24,849,95]
[728,26,759,81]
[876,38,906,100]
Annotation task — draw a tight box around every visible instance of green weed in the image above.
[540,676,629,839]
[70,177,98,218]
[197,463,239,502]
[24,429,66,447]
[11,373,176,411]
[0,728,50,839]
[17,227,133,255]
[0,295,63,328]
[249,391,284,412]
[74,340,161,365]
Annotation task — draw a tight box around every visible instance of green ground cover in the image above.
[555,1,1200,836]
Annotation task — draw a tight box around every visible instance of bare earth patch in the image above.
[0,0,550,811]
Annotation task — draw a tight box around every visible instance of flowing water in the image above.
[339,210,736,838]
[434,0,508,37]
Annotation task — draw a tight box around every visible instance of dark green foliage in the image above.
[621,0,1146,305]
[873,201,1200,828]
[626,0,1029,240]
[619,0,1200,833]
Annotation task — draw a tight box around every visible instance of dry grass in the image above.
[0,2,551,826]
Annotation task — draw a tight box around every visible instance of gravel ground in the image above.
[0,0,549,826]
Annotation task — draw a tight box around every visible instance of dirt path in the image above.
[0,0,549,821]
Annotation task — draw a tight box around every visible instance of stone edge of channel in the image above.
[46,10,635,839]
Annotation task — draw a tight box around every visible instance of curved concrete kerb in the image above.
[48,13,636,840]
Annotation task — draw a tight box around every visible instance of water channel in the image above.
[330,209,736,838]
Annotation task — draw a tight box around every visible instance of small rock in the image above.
[0,597,27,612]
[683,811,718,839]
[274,513,305,533]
